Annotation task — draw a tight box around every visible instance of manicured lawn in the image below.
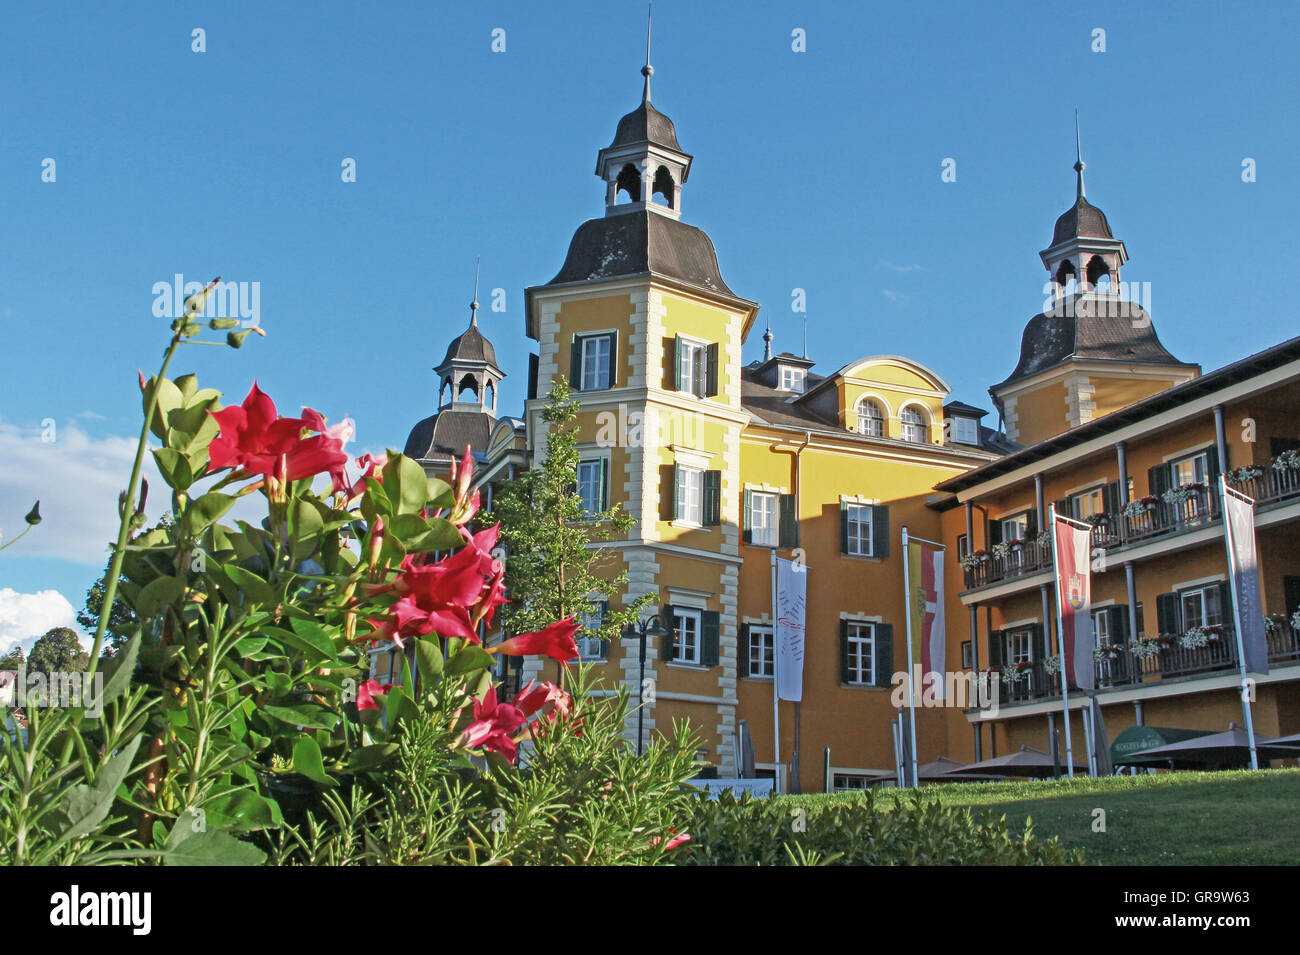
[777,769,1300,865]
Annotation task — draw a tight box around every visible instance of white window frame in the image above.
[576,459,604,515]
[832,772,876,792]
[678,339,708,398]
[747,625,774,678]
[950,416,978,445]
[1093,609,1112,646]
[1000,512,1029,543]
[1171,450,1210,488]
[845,621,875,686]
[779,366,806,393]
[900,406,928,444]
[1071,486,1106,520]
[846,503,873,556]
[576,600,607,660]
[1007,628,1034,666]
[857,399,885,437]
[1179,585,1222,630]
[672,608,703,665]
[750,491,778,547]
[676,465,704,526]
[578,334,613,391]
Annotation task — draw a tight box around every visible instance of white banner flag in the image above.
[775,557,806,702]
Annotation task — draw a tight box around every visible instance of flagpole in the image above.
[1221,475,1260,771]
[901,525,920,788]
[771,548,782,792]
[1049,506,1076,779]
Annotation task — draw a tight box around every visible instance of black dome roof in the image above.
[440,321,497,368]
[607,100,681,152]
[1051,197,1114,246]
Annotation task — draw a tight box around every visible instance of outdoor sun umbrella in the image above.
[915,755,1007,782]
[949,745,1087,778]
[1128,723,1300,768]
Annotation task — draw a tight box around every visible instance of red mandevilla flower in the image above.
[492,617,581,666]
[356,678,392,712]
[209,383,350,486]
[333,452,388,501]
[458,685,527,762]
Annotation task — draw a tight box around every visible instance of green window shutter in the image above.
[873,623,894,688]
[840,501,850,554]
[1155,592,1180,636]
[1103,481,1121,516]
[701,611,720,667]
[779,493,798,547]
[1026,509,1039,539]
[1111,605,1131,644]
[705,342,719,397]
[1148,463,1171,498]
[598,457,609,511]
[674,335,685,391]
[703,470,721,526]
[989,520,1003,546]
[742,489,754,543]
[1028,622,1045,660]
[987,630,1005,668]
[661,605,676,663]
[739,623,751,675]
[1207,444,1222,480]
[608,332,618,388]
[839,619,850,683]
[569,337,582,389]
[659,465,676,522]
[870,505,890,558]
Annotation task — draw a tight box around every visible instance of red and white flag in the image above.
[908,541,946,699]
[1053,515,1094,691]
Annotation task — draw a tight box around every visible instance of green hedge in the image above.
[677,789,1085,866]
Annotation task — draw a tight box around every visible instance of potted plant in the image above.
[1122,496,1158,518]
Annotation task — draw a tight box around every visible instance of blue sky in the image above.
[1,0,1296,648]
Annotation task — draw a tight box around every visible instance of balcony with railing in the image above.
[962,457,1300,592]
[984,619,1300,707]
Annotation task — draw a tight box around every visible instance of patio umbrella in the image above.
[949,745,1086,778]
[915,755,1007,782]
[1111,725,1215,765]
[1264,731,1300,748]
[1130,723,1300,767]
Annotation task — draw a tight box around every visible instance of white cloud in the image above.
[0,420,163,566]
[881,289,908,305]
[0,587,85,654]
[879,260,922,273]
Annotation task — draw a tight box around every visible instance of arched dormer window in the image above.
[900,405,928,444]
[615,164,641,203]
[856,398,885,437]
[652,166,675,208]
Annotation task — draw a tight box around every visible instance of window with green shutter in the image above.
[1155,592,1181,636]
[701,611,720,666]
[778,494,798,547]
[703,470,721,526]
[873,623,894,688]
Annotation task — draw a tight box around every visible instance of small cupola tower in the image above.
[435,266,504,417]
[594,12,693,220]
[1040,114,1128,299]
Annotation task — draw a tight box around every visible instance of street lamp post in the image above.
[621,611,665,756]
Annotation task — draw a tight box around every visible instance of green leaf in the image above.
[183,491,237,537]
[291,737,336,786]
[164,825,266,866]
[445,645,494,677]
[414,636,444,686]
[147,377,184,440]
[290,498,324,561]
[99,630,142,703]
[384,454,433,515]
[205,789,279,831]
[55,734,143,842]
[347,743,398,771]
[223,564,277,607]
[134,575,185,617]
[152,448,194,490]
[426,476,454,509]
[285,618,341,662]
[263,704,340,730]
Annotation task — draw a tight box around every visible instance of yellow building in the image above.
[391,62,1300,791]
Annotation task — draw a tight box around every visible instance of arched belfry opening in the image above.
[1055,259,1077,290]
[616,163,641,203]
[652,166,675,207]
[1086,254,1110,290]
[457,373,480,402]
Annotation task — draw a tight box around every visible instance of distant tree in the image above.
[77,556,134,656]
[0,645,24,670]
[27,628,90,676]
[485,377,651,680]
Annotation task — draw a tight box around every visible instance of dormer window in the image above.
[948,416,979,446]
[900,406,929,444]
[778,366,806,393]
